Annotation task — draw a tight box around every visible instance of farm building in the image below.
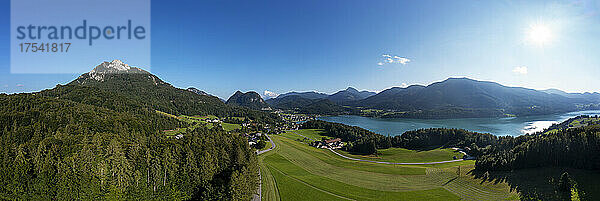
[311,138,344,149]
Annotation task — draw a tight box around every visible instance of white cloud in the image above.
[16,84,24,87]
[263,90,278,98]
[378,54,411,66]
[512,66,528,75]
[394,56,411,65]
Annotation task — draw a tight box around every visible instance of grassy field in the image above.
[156,111,240,134]
[339,147,464,163]
[190,115,218,120]
[222,122,241,131]
[284,129,331,141]
[546,116,600,134]
[258,130,518,200]
[569,117,600,128]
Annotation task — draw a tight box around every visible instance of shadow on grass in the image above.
[468,167,600,200]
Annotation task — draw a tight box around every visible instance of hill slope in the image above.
[226,91,271,110]
[67,60,278,122]
[0,60,266,200]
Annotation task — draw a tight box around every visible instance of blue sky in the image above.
[1,0,599,99]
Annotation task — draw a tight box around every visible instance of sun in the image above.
[527,23,553,45]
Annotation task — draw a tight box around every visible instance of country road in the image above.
[256,134,275,155]
[253,134,275,201]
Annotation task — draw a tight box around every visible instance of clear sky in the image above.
[1,0,599,99]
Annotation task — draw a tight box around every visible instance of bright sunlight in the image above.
[527,23,553,45]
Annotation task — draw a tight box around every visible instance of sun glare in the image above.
[527,23,553,45]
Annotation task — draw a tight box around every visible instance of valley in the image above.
[4,1,600,200]
[2,60,600,201]
[258,129,519,201]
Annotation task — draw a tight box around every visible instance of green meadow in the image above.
[222,122,242,131]
[258,129,518,201]
[157,112,241,135]
[339,147,464,163]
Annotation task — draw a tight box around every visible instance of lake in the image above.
[318,110,600,136]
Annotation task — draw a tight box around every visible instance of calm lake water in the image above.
[318,110,600,136]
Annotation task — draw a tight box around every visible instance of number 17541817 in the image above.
[19,43,71,53]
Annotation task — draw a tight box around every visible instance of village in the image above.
[159,111,342,152]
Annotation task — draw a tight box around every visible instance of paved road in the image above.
[253,134,276,201]
[328,148,464,165]
[256,134,275,155]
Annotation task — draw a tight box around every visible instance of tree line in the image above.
[301,120,498,155]
[475,124,600,171]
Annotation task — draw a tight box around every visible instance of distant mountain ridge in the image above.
[270,87,375,105]
[542,88,600,103]
[265,87,373,115]
[276,87,375,102]
[265,77,599,118]
[277,91,329,100]
[328,87,376,104]
[354,77,597,117]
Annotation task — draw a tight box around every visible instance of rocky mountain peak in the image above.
[84,60,146,82]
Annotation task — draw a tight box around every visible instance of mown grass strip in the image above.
[264,153,460,201]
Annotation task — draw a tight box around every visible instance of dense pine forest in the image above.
[475,124,600,171]
[0,61,282,200]
[0,93,259,200]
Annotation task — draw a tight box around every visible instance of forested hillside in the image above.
[0,94,258,200]
[68,60,279,123]
[225,91,271,110]
[476,124,600,171]
[0,60,276,200]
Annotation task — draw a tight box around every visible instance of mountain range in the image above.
[542,88,600,103]
[273,87,375,104]
[48,60,279,122]
[44,60,600,119]
[253,77,600,118]
[353,78,600,117]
